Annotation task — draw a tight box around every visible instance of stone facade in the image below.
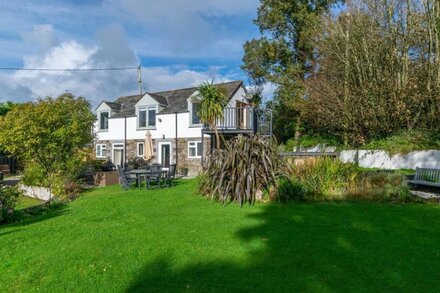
[95,137,211,176]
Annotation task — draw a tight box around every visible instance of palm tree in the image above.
[194,81,228,149]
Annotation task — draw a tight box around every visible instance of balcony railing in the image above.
[203,107,272,136]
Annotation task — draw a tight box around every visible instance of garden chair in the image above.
[146,164,163,189]
[163,164,177,187]
[118,166,134,190]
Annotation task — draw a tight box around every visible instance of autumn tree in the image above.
[302,0,440,146]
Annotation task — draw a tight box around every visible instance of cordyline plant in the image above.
[199,135,283,206]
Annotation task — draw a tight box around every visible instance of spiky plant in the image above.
[194,81,228,149]
[199,135,281,206]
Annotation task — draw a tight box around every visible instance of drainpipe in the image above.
[201,129,204,169]
[124,116,127,168]
[175,112,178,167]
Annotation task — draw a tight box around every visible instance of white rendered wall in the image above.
[340,150,440,169]
[95,85,248,142]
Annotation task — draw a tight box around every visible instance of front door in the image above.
[112,143,125,167]
[159,142,171,169]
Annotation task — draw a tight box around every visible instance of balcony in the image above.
[202,107,272,136]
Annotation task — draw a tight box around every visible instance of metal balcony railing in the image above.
[203,107,273,136]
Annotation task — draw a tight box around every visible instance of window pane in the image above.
[197,142,203,157]
[100,112,109,130]
[96,145,101,157]
[189,147,196,157]
[148,107,156,127]
[138,143,144,156]
[192,103,200,124]
[139,109,147,128]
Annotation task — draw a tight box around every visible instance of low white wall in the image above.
[19,184,52,201]
[340,150,440,169]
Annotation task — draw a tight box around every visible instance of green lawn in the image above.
[1,180,440,292]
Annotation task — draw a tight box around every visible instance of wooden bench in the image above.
[0,164,10,175]
[407,167,440,188]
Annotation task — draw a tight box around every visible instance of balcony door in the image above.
[236,101,250,129]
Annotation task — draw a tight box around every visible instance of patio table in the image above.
[130,169,168,189]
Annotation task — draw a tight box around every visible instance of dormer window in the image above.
[138,106,156,129]
[99,111,109,131]
[192,102,201,125]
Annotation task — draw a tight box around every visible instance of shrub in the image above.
[198,135,282,206]
[0,185,21,222]
[275,177,305,202]
[291,158,358,199]
[346,173,416,202]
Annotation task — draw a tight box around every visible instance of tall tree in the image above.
[242,0,339,143]
[0,94,95,200]
[302,0,440,146]
[194,81,229,150]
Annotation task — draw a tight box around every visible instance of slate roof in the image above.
[106,80,244,118]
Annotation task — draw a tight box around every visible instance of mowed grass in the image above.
[1,179,440,292]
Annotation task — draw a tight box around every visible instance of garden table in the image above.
[130,169,168,189]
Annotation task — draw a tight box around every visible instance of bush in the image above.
[346,173,416,202]
[0,185,21,222]
[288,158,417,203]
[291,158,358,199]
[275,177,305,202]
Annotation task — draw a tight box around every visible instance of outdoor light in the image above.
[163,134,165,139]
[158,118,162,122]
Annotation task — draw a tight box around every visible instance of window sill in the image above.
[189,124,203,128]
[97,129,109,133]
[188,156,202,159]
[137,127,157,131]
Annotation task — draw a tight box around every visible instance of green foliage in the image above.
[291,158,359,199]
[347,173,415,203]
[198,135,281,206]
[0,185,21,222]
[242,0,340,142]
[362,130,440,154]
[0,101,14,116]
[282,134,341,150]
[0,94,95,199]
[275,177,305,202]
[194,81,229,149]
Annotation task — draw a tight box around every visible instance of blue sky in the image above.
[0,0,276,106]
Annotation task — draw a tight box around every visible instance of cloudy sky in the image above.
[0,0,275,107]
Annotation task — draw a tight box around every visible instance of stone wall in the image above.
[96,137,211,176]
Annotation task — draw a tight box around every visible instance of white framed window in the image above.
[188,141,203,158]
[137,142,145,157]
[96,144,107,158]
[138,106,156,129]
[98,111,109,131]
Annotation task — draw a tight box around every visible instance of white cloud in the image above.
[5,24,236,107]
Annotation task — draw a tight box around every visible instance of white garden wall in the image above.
[340,150,440,169]
[19,184,52,201]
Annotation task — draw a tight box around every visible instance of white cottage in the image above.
[94,80,269,176]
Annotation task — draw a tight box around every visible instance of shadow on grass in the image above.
[1,202,69,228]
[127,202,440,292]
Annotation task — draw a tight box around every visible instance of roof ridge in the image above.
[152,80,242,95]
